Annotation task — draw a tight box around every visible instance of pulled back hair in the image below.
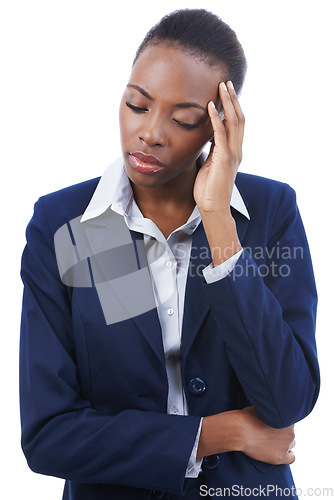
[134,9,247,95]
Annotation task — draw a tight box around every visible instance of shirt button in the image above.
[165,260,173,268]
[171,406,179,414]
[167,308,174,316]
[190,224,197,230]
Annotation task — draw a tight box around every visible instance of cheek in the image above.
[119,109,135,147]
[174,128,211,159]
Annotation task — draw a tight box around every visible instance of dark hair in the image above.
[134,9,247,95]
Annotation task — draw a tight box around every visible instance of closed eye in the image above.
[125,101,198,129]
[125,101,148,112]
[173,119,199,130]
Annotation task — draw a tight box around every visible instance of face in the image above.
[119,43,225,189]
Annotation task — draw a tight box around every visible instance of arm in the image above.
[194,82,319,428]
[19,199,201,495]
[201,188,319,428]
[197,407,296,465]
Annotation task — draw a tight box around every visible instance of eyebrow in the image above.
[127,84,207,112]
[127,84,152,100]
[174,102,207,112]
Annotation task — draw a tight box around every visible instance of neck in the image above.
[130,165,198,238]
[131,164,197,217]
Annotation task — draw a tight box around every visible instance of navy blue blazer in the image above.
[20,171,320,500]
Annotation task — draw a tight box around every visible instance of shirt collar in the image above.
[80,154,250,223]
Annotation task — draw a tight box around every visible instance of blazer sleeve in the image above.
[19,198,201,495]
[202,183,320,428]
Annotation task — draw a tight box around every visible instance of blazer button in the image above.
[203,454,220,470]
[152,490,166,499]
[188,377,206,395]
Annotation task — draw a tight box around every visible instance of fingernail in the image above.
[227,80,234,91]
[209,101,216,109]
[220,82,227,91]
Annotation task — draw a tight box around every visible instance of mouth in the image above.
[129,151,165,174]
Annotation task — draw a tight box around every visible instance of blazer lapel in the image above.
[76,211,165,365]
[181,222,212,361]
[181,205,250,360]
[71,192,250,367]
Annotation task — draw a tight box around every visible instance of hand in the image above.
[193,80,245,215]
[193,81,245,265]
[240,406,296,465]
[197,407,296,465]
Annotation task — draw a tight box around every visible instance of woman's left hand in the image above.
[193,80,245,216]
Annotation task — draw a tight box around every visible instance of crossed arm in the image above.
[194,80,315,466]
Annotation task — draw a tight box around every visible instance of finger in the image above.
[207,100,229,158]
[226,80,245,162]
[218,81,238,156]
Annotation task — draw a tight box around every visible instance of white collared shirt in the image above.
[81,156,250,476]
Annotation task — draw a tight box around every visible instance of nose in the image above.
[139,112,168,147]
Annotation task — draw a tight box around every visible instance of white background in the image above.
[1,0,333,498]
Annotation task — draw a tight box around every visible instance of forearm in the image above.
[197,407,296,466]
[196,410,243,458]
[201,247,319,428]
[200,186,319,428]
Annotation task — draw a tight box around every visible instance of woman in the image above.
[20,9,319,500]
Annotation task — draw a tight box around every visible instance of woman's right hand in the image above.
[197,406,296,465]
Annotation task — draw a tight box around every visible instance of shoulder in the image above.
[32,177,101,234]
[235,172,296,218]
[236,171,295,200]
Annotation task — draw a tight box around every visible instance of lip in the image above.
[129,151,165,174]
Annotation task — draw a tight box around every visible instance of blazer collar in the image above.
[79,155,251,364]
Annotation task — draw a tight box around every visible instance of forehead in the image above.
[129,44,224,104]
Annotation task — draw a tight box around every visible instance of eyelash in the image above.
[174,120,198,130]
[125,101,148,113]
[125,101,199,130]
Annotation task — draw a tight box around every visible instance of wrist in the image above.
[199,206,233,220]
[200,212,242,266]
[197,410,244,458]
